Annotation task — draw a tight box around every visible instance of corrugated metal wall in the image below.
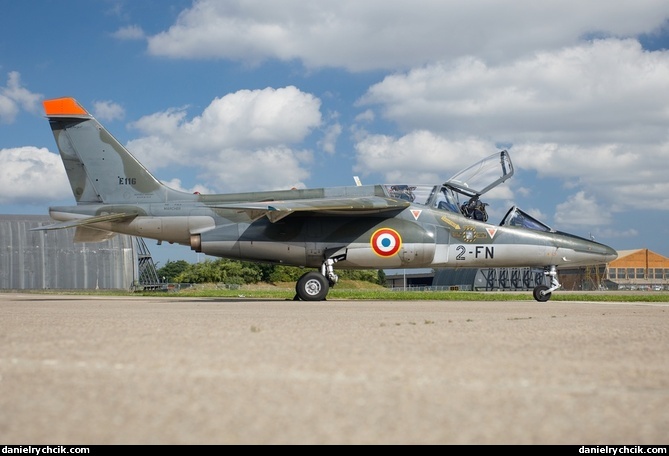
[0,215,136,290]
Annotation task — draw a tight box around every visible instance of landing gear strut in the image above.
[294,257,341,301]
[532,265,561,302]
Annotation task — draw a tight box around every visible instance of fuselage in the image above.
[48,197,618,270]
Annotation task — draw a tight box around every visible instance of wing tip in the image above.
[43,97,89,117]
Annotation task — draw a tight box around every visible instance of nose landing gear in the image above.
[533,265,561,302]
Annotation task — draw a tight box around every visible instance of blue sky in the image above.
[2,0,669,267]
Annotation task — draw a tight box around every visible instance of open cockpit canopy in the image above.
[444,149,514,198]
[382,150,555,231]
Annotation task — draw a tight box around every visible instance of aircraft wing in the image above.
[30,212,137,231]
[212,196,411,223]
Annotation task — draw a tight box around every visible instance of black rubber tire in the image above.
[296,271,329,301]
[533,285,551,302]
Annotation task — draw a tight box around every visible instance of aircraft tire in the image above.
[296,271,329,301]
[533,285,551,302]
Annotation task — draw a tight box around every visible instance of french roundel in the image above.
[371,228,402,257]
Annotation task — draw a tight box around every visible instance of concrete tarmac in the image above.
[1,292,668,445]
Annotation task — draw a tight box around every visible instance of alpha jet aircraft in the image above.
[34,97,617,301]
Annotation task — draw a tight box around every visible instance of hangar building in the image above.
[0,215,160,290]
[605,249,669,290]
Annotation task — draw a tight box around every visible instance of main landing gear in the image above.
[294,257,342,301]
[533,265,561,302]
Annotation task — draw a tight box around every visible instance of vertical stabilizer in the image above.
[43,97,192,204]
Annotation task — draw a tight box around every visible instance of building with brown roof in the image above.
[605,249,669,290]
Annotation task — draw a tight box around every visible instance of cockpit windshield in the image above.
[500,206,554,232]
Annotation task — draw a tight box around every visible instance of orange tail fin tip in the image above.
[43,97,88,116]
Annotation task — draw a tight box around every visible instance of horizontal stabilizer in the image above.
[30,212,137,231]
[212,197,410,222]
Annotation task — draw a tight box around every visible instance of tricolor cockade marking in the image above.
[370,228,402,257]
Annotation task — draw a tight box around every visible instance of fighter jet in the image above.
[33,97,618,301]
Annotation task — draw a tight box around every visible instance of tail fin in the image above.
[43,97,192,204]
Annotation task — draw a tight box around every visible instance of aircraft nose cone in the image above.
[603,245,618,263]
[588,242,617,263]
[563,238,618,265]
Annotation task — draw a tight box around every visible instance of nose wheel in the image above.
[533,285,551,302]
[532,265,561,302]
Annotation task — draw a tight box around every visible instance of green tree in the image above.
[339,269,378,283]
[217,259,263,284]
[268,265,312,283]
[248,262,276,282]
[156,260,191,283]
[171,258,266,284]
[160,257,385,287]
[174,259,221,283]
